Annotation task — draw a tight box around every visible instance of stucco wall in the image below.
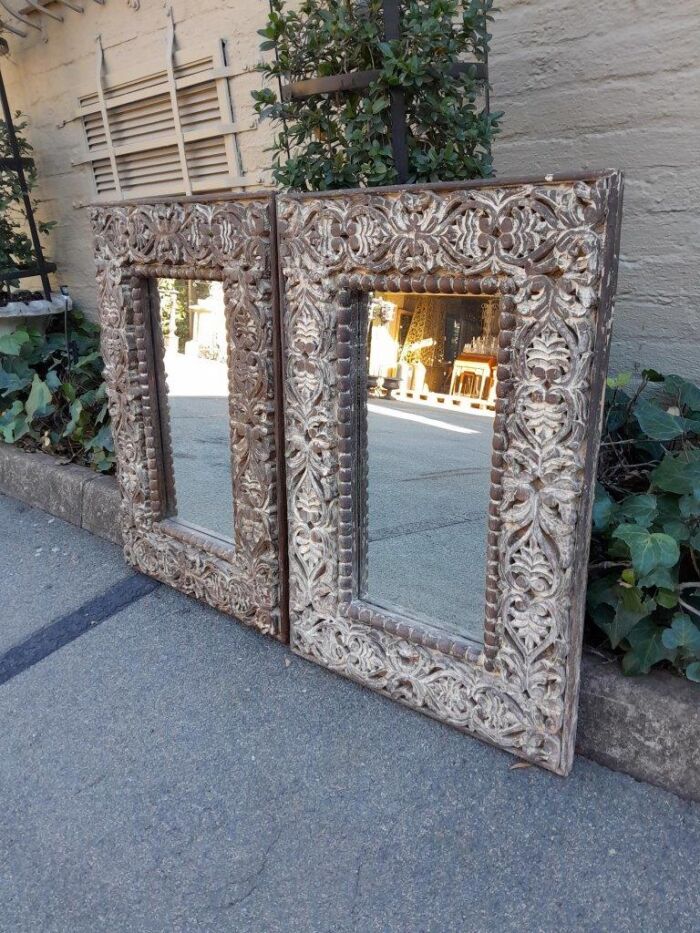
[0,0,275,312]
[2,0,699,377]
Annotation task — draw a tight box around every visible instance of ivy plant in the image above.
[587,370,700,681]
[0,111,55,298]
[253,0,501,189]
[0,312,114,473]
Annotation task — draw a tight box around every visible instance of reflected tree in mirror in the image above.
[156,278,235,543]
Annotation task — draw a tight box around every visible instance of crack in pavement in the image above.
[221,828,284,909]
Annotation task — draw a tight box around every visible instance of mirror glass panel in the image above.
[360,292,498,644]
[156,278,234,543]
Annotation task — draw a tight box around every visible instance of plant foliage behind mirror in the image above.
[0,312,114,473]
[253,0,501,189]
[587,370,700,682]
[0,111,55,293]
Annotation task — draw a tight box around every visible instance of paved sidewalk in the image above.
[0,492,699,933]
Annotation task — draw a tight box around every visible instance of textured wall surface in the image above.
[2,0,699,376]
[0,0,274,312]
[491,0,700,377]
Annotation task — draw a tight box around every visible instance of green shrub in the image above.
[0,111,55,290]
[253,0,500,190]
[587,370,700,681]
[0,312,114,473]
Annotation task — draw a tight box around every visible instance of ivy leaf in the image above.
[587,573,619,610]
[607,373,631,389]
[686,663,700,682]
[85,423,114,452]
[0,400,28,442]
[63,399,83,437]
[618,493,657,528]
[638,565,677,590]
[679,493,700,520]
[656,588,678,609]
[594,586,655,649]
[612,524,680,577]
[652,451,700,495]
[61,381,77,403]
[633,398,687,441]
[45,369,61,392]
[661,614,700,652]
[0,329,30,356]
[622,619,675,675]
[25,374,54,421]
[663,519,690,542]
[0,365,31,395]
[592,483,616,531]
[665,374,700,414]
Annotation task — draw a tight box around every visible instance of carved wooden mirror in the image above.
[278,173,623,774]
[92,195,286,640]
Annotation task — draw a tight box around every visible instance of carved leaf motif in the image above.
[279,176,619,774]
[91,198,281,638]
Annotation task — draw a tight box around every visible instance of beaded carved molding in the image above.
[91,195,284,639]
[278,174,623,774]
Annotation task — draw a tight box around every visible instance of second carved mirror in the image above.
[92,195,286,640]
[279,174,623,774]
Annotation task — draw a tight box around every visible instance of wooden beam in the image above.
[94,36,123,199]
[0,156,33,170]
[0,262,57,283]
[281,62,487,102]
[165,7,192,197]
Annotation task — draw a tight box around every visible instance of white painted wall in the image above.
[2,0,699,377]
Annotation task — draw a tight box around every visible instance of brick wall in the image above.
[491,0,700,377]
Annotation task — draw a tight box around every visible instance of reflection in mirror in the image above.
[360,292,498,644]
[156,278,234,542]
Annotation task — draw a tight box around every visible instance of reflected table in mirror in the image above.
[361,291,496,644]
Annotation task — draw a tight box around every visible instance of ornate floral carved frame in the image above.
[278,172,623,774]
[91,194,287,640]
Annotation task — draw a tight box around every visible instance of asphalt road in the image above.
[1,493,699,932]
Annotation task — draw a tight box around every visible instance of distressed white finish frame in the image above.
[92,194,285,639]
[278,173,623,774]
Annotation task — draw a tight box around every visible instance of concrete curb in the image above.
[0,443,697,801]
[576,652,699,801]
[0,443,121,545]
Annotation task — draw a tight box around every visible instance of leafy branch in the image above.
[252,0,501,190]
[0,110,55,297]
[587,369,700,682]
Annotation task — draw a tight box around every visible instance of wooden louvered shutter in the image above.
[76,19,255,202]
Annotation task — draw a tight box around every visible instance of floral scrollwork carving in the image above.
[91,196,283,639]
[278,175,623,773]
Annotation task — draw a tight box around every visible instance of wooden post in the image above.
[382,0,409,184]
